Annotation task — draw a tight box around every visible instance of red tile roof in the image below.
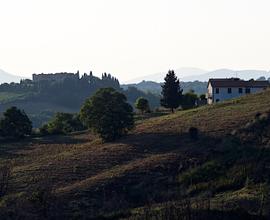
[208,78,269,88]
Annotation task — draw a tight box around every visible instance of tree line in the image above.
[0,70,206,142]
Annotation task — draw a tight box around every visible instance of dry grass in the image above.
[1,89,270,218]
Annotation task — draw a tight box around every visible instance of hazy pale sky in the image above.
[0,0,270,82]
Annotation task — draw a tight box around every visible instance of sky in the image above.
[0,0,270,82]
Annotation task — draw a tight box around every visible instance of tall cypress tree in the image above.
[160,70,182,113]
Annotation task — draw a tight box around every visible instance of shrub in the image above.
[200,94,206,101]
[182,91,198,110]
[40,113,84,135]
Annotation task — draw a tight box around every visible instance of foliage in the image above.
[0,106,32,139]
[135,97,150,114]
[182,91,198,109]
[160,70,183,112]
[121,80,208,95]
[40,112,84,135]
[0,73,160,127]
[200,94,206,100]
[123,86,160,110]
[80,88,134,141]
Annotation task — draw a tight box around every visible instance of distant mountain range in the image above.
[181,69,270,82]
[126,68,270,83]
[0,69,24,84]
[122,68,270,95]
[125,68,207,83]
[121,81,207,95]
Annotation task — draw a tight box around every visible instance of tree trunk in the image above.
[171,108,174,113]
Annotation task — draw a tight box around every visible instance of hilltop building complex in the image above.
[32,71,80,82]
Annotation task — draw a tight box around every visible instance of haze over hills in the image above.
[181,69,270,82]
[122,68,270,95]
[125,67,207,83]
[0,69,25,84]
[126,68,270,83]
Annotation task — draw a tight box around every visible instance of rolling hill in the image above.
[181,69,270,82]
[122,80,207,95]
[125,68,207,83]
[1,90,270,219]
[126,68,270,83]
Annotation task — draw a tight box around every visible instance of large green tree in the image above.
[80,88,134,141]
[0,106,32,139]
[135,97,150,114]
[160,70,183,112]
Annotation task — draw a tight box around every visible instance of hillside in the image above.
[0,74,160,127]
[122,80,207,95]
[1,90,270,219]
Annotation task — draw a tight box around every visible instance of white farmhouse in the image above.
[206,78,269,104]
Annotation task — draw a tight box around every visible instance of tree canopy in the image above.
[182,91,198,110]
[80,88,134,141]
[135,97,150,114]
[0,106,32,139]
[40,112,84,135]
[160,70,183,112]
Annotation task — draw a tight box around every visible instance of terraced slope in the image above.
[1,90,270,219]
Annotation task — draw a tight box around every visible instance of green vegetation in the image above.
[40,112,84,135]
[0,106,32,139]
[122,80,208,95]
[0,92,30,103]
[80,88,134,141]
[0,89,270,219]
[160,70,183,112]
[135,97,150,114]
[182,90,198,109]
[123,86,160,110]
[0,73,160,127]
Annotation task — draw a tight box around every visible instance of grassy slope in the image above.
[0,92,30,103]
[1,90,270,218]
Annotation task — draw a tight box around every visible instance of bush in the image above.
[189,127,199,140]
[40,113,84,135]
[182,91,198,110]
[80,88,134,141]
[0,106,32,139]
[200,94,206,100]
